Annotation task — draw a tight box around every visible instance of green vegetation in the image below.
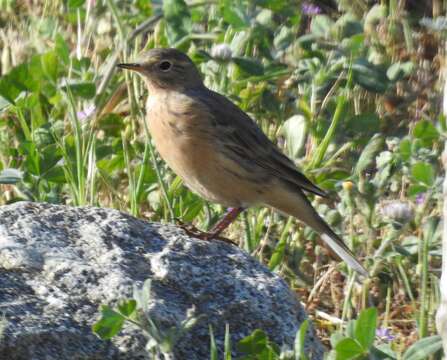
[0,0,445,357]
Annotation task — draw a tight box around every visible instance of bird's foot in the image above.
[175,219,237,246]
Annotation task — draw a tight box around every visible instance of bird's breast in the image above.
[146,92,213,176]
[146,93,224,200]
[144,92,266,207]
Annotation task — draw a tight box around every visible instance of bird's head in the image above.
[117,48,204,91]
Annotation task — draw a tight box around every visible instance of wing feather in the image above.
[190,89,326,197]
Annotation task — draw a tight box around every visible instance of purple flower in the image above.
[76,104,96,122]
[302,2,322,15]
[415,192,426,205]
[376,328,395,342]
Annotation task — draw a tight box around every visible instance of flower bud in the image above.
[381,201,414,224]
[211,44,233,62]
[342,181,354,192]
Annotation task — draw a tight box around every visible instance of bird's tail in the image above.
[263,184,368,277]
[319,232,368,277]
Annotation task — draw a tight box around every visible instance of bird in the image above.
[117,48,368,277]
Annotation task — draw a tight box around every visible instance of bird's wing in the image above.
[193,89,326,197]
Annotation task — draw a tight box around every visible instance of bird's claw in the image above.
[176,220,237,246]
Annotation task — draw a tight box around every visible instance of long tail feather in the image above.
[263,184,368,277]
[320,233,368,277]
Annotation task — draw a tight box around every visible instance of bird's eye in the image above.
[158,61,172,72]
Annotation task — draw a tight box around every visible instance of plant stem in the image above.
[308,94,347,170]
[420,218,437,338]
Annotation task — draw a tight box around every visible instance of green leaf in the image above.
[330,331,345,348]
[402,335,442,360]
[117,299,137,317]
[27,55,47,91]
[237,329,269,354]
[61,81,96,99]
[336,14,363,38]
[354,134,384,176]
[44,166,66,183]
[297,34,319,51]
[280,115,307,159]
[352,59,389,93]
[268,236,287,271]
[209,325,218,360]
[274,26,294,51]
[310,15,334,38]
[335,338,364,360]
[163,0,191,45]
[374,151,394,188]
[41,51,58,82]
[411,162,434,186]
[294,320,309,360]
[257,0,289,12]
[0,168,23,184]
[55,34,70,65]
[310,94,347,169]
[20,141,40,176]
[0,96,10,111]
[136,0,153,16]
[94,113,125,137]
[222,0,247,28]
[92,305,125,339]
[0,63,29,103]
[190,49,212,63]
[371,344,397,359]
[343,34,365,56]
[316,168,350,191]
[224,323,232,360]
[365,4,387,30]
[345,113,380,143]
[232,57,264,76]
[97,154,125,173]
[399,139,411,161]
[354,307,377,350]
[40,144,62,173]
[412,120,439,147]
[237,329,279,360]
[408,184,427,197]
[68,0,85,8]
[387,62,414,81]
[346,319,356,339]
[350,113,380,132]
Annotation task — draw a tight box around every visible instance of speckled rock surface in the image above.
[0,201,324,359]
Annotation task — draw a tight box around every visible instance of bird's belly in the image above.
[148,117,262,207]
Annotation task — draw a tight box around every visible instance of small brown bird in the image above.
[118,48,367,276]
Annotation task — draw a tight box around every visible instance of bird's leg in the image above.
[208,207,244,238]
[177,207,244,245]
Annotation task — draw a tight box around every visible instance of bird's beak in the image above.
[117,63,143,72]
